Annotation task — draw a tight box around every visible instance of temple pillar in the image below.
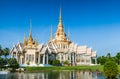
[33,54,35,64]
[20,56,22,64]
[75,54,76,66]
[16,52,17,60]
[43,54,45,64]
[38,54,40,64]
[24,54,26,64]
[95,58,97,64]
[60,53,62,63]
[63,53,65,61]
[69,53,71,65]
[60,44,61,49]
[85,56,87,65]
[90,57,92,65]
[72,53,75,66]
[46,54,48,64]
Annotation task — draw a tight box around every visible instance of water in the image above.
[0,71,107,79]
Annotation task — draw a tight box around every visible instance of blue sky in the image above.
[0,0,120,56]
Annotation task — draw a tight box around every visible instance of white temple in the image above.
[10,8,97,66]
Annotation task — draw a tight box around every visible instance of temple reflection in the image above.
[12,71,99,79]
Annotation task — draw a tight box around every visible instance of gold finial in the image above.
[68,28,70,41]
[29,19,32,38]
[58,7,63,27]
[28,19,33,46]
[35,37,38,47]
[23,33,27,46]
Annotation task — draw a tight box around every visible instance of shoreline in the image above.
[25,65,104,73]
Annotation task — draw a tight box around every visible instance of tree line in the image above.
[0,45,19,71]
[97,52,120,65]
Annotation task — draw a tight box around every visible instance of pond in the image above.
[0,71,115,79]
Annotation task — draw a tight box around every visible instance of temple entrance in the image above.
[40,55,43,64]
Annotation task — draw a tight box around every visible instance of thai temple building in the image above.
[10,8,97,66]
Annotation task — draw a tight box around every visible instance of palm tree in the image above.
[3,48,10,58]
[0,45,3,56]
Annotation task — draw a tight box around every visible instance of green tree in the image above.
[0,57,4,70]
[3,48,9,58]
[8,58,19,71]
[0,45,3,56]
[104,60,119,79]
[116,52,120,64]
[106,53,111,58]
[97,56,106,65]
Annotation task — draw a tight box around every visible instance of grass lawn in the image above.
[26,65,104,72]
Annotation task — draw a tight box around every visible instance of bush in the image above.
[104,60,119,79]
[52,60,60,66]
[63,60,69,65]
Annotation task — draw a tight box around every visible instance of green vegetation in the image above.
[97,52,120,65]
[52,60,60,66]
[48,60,61,66]
[0,45,19,71]
[97,53,120,78]
[26,65,103,72]
[63,60,69,65]
[7,58,19,71]
[104,60,119,79]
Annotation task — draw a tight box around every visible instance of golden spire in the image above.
[23,33,27,46]
[29,19,32,39]
[55,7,67,41]
[58,7,63,27]
[68,28,70,41]
[35,37,38,47]
[28,19,33,46]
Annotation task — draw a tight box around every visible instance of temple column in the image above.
[75,54,76,66]
[16,52,17,60]
[69,53,71,65]
[64,53,66,61]
[46,54,48,64]
[24,54,26,64]
[20,56,22,64]
[60,53,62,63]
[34,54,36,64]
[90,57,92,65]
[85,56,87,65]
[38,54,40,64]
[72,53,75,66]
[63,53,64,61]
[95,58,97,64]
[60,44,62,49]
[43,54,45,64]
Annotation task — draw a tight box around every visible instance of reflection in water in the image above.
[0,71,105,79]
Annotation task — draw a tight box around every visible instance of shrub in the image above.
[52,60,60,66]
[63,60,69,65]
[104,60,119,79]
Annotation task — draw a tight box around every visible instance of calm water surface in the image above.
[0,71,117,79]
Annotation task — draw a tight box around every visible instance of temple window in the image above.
[29,55,31,61]
[26,54,28,61]
[68,57,69,60]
